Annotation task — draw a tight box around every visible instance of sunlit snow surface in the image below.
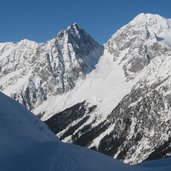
[0,92,171,171]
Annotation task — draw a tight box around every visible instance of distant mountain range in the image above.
[1,13,171,164]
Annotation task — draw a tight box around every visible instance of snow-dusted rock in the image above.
[0,24,103,111]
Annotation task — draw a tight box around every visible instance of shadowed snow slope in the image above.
[0,92,121,170]
[0,92,128,171]
[1,92,171,171]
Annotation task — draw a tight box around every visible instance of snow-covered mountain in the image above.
[0,23,103,111]
[1,13,171,164]
[45,13,171,164]
[1,91,171,171]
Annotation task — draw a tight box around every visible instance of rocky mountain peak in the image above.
[55,23,101,58]
[130,13,171,34]
[0,23,102,111]
[106,13,171,78]
[66,23,80,33]
[57,23,80,38]
[133,13,165,22]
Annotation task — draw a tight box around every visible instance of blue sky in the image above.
[0,0,171,44]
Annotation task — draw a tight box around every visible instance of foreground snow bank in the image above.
[0,92,171,171]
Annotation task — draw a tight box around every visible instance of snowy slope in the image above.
[0,92,126,171]
[0,92,124,171]
[36,51,135,120]
[1,91,171,171]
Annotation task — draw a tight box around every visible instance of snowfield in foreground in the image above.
[0,92,171,171]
